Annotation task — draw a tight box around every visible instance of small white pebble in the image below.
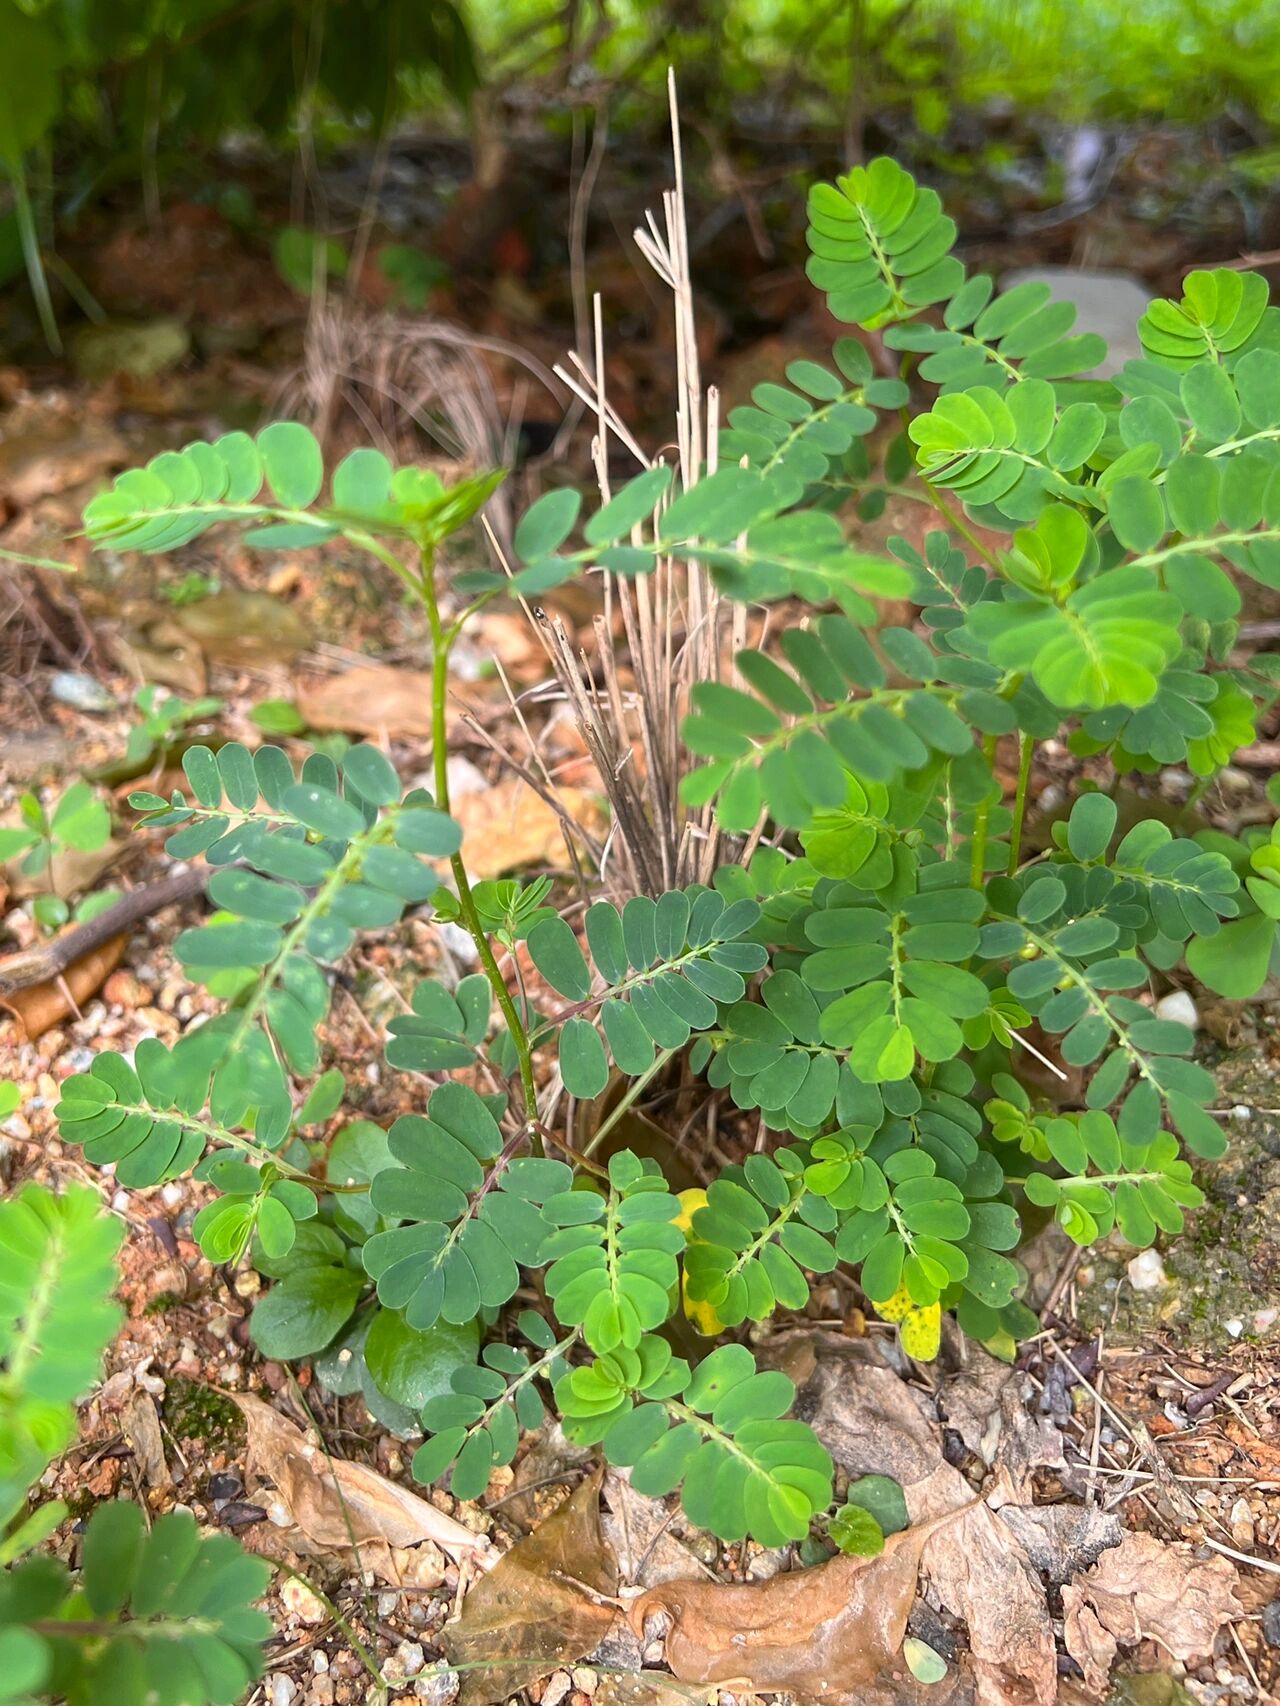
[378,1591,399,1618]
[161,1182,185,1209]
[280,1577,325,1624]
[312,1652,329,1674]
[1225,1317,1244,1339]
[1154,990,1199,1031]
[271,1675,297,1706]
[541,1672,572,1706]
[1233,1105,1253,1122]
[1127,1249,1167,1291]
[1229,1497,1255,1548]
[392,1642,426,1680]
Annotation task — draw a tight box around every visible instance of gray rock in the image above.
[1000,267,1152,377]
[49,671,116,714]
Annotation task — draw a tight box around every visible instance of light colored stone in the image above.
[271,1675,298,1706]
[1126,1248,1167,1291]
[1000,266,1151,377]
[387,1642,425,1680]
[1155,990,1200,1031]
[280,1577,326,1624]
[542,1673,572,1706]
[414,1664,460,1705]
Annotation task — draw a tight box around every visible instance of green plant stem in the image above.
[581,1048,677,1159]
[417,552,538,1127]
[970,733,1000,888]
[9,157,61,355]
[918,475,1001,571]
[896,383,999,571]
[1007,732,1035,875]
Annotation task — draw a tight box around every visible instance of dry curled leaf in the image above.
[444,1467,619,1706]
[0,934,125,1038]
[1062,1532,1242,1694]
[997,1504,1122,1587]
[122,1389,169,1490]
[454,778,603,879]
[601,1469,709,1589]
[772,1332,1058,1706]
[234,1392,488,1583]
[627,1505,970,1701]
[296,664,440,739]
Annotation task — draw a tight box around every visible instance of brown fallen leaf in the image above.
[0,934,125,1037]
[164,589,310,664]
[602,1470,710,1590]
[122,1390,169,1490]
[296,664,439,738]
[5,837,122,904]
[1062,1532,1242,1694]
[770,1332,1059,1706]
[628,1504,973,1701]
[0,419,124,506]
[596,1673,715,1706]
[234,1393,489,1584]
[454,778,604,879]
[443,1467,619,1706]
[997,1503,1122,1587]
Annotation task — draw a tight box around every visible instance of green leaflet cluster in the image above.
[886,275,1109,394]
[56,738,459,1252]
[83,421,502,556]
[362,1084,563,1329]
[0,1183,271,1706]
[557,1339,834,1548]
[804,157,964,327]
[981,796,1237,1159]
[512,459,912,621]
[985,1091,1204,1247]
[0,1505,272,1706]
[0,1186,121,1523]
[414,1312,571,1499]
[522,888,767,1097]
[542,1151,683,1351]
[135,738,454,1077]
[681,615,991,831]
[682,1150,837,1326]
[716,338,909,500]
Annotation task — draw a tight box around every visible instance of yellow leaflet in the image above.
[682,1273,725,1337]
[672,1187,709,1237]
[672,1190,724,1333]
[871,1280,914,1322]
[900,1303,941,1361]
[871,1282,941,1360]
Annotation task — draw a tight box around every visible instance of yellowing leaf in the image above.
[870,1284,941,1360]
[900,1302,941,1361]
[672,1188,709,1237]
[870,1280,913,1321]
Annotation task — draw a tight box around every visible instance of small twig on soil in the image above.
[0,865,206,999]
[1203,1537,1280,1576]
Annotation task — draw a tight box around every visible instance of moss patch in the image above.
[166,1378,246,1449]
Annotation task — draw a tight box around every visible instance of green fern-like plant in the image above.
[54,162,1280,1566]
[0,1180,271,1705]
